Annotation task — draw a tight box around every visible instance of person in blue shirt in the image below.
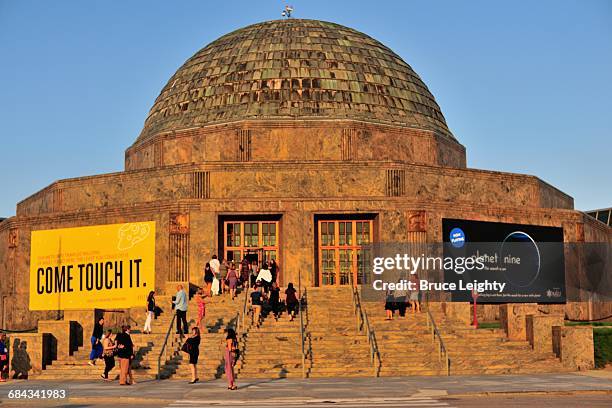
[173,285,189,335]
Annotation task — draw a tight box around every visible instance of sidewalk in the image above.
[1,372,612,405]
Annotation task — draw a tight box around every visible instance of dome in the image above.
[136,19,453,144]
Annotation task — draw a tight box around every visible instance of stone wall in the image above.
[552,326,594,370]
[125,121,466,171]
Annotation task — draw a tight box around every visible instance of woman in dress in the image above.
[226,262,239,300]
[224,328,238,390]
[269,281,281,321]
[194,289,209,332]
[101,329,116,381]
[203,263,214,296]
[183,327,201,384]
[143,291,155,334]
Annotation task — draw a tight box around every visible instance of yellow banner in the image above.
[29,222,156,310]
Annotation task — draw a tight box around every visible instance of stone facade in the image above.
[0,19,610,331]
[526,314,564,353]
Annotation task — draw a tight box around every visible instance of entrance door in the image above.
[223,220,279,266]
[318,219,373,286]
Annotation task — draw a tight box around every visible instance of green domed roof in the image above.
[137,19,453,143]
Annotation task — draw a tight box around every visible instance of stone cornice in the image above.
[2,197,588,234]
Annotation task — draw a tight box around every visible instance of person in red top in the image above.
[194,289,209,332]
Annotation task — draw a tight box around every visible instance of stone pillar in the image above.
[6,333,52,376]
[443,302,471,325]
[499,303,539,340]
[38,320,72,360]
[477,304,500,322]
[552,326,594,370]
[525,314,563,353]
[63,309,104,348]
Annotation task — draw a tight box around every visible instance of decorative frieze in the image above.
[341,128,356,161]
[192,171,210,199]
[237,129,252,162]
[169,213,190,282]
[385,169,405,197]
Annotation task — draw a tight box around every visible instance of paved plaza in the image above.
[1,372,611,407]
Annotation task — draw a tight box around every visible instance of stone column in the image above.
[525,314,563,353]
[499,303,539,340]
[38,320,72,360]
[552,326,594,370]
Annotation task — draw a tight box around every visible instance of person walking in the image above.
[269,259,279,284]
[115,325,134,385]
[409,272,421,313]
[210,255,221,295]
[224,328,238,390]
[143,291,155,334]
[88,317,104,366]
[394,287,408,319]
[269,281,281,321]
[182,327,201,384]
[250,283,264,327]
[384,289,395,320]
[203,263,214,295]
[256,263,273,292]
[194,289,209,332]
[101,329,116,381]
[0,333,8,382]
[285,283,299,321]
[250,261,259,288]
[173,285,189,335]
[226,262,239,300]
[240,256,250,289]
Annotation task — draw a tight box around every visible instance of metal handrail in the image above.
[156,312,177,380]
[298,271,307,378]
[348,275,381,377]
[425,308,451,376]
[241,283,249,333]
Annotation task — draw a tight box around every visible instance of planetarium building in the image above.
[0,19,610,330]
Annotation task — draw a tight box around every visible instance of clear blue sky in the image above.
[0,0,610,217]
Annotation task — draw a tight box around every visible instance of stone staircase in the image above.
[34,296,179,380]
[234,294,305,378]
[171,291,244,380]
[362,300,571,376]
[305,287,374,377]
[30,286,572,380]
